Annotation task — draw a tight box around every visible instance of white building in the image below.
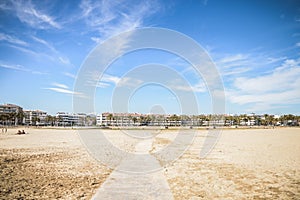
[0,103,24,125]
[24,110,47,125]
[56,112,87,126]
[96,112,144,126]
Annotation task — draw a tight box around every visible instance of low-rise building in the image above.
[97,112,146,126]
[24,110,47,125]
[0,103,23,125]
[56,112,88,126]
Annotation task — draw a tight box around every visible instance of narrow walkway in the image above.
[92,138,174,200]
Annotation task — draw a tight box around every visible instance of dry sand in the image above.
[0,128,112,199]
[0,127,299,199]
[153,128,300,199]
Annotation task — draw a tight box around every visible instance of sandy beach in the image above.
[157,128,300,199]
[0,127,299,199]
[0,128,112,199]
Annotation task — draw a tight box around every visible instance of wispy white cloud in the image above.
[228,89,300,106]
[84,72,120,88]
[96,82,110,88]
[0,62,47,75]
[91,37,102,44]
[52,82,69,89]
[63,72,76,79]
[44,82,80,95]
[101,74,121,84]
[31,35,50,47]
[7,44,37,56]
[117,77,143,88]
[80,0,160,41]
[266,56,287,64]
[226,58,300,112]
[7,44,59,63]
[3,34,73,68]
[94,74,144,89]
[58,56,71,65]
[214,53,252,77]
[219,54,248,64]
[221,67,251,76]
[3,0,61,29]
[218,57,249,71]
[215,52,288,78]
[0,63,25,71]
[233,59,300,94]
[45,87,78,95]
[31,35,73,66]
[167,57,191,69]
[99,73,205,93]
[172,82,207,93]
[0,33,28,46]
[31,36,57,53]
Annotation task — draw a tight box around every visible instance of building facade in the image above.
[23,110,47,125]
[56,112,87,126]
[0,103,23,125]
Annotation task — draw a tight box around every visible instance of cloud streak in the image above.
[52,83,69,89]
[63,72,76,79]
[45,87,78,95]
[44,82,81,95]
[31,35,73,67]
[80,0,160,41]
[227,58,300,112]
[0,62,47,75]
[215,51,289,79]
[0,63,25,71]
[0,33,28,46]
[171,82,207,93]
[0,0,61,29]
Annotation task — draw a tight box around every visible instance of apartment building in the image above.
[23,110,47,125]
[0,103,23,125]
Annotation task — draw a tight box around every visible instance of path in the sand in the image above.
[92,138,174,200]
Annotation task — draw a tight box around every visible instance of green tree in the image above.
[107,114,113,126]
[132,117,137,125]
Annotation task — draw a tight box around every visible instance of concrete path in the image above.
[92,138,174,200]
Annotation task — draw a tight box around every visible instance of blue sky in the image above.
[0,0,299,115]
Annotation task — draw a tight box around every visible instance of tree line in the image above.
[1,111,299,127]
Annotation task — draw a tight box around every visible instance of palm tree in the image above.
[139,115,145,125]
[268,115,275,126]
[168,114,179,126]
[7,112,16,126]
[0,114,8,126]
[224,115,232,126]
[150,115,157,126]
[107,114,113,126]
[16,111,24,125]
[262,114,269,126]
[132,117,137,125]
[45,115,54,126]
[145,115,152,125]
[56,116,63,126]
[32,116,39,126]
